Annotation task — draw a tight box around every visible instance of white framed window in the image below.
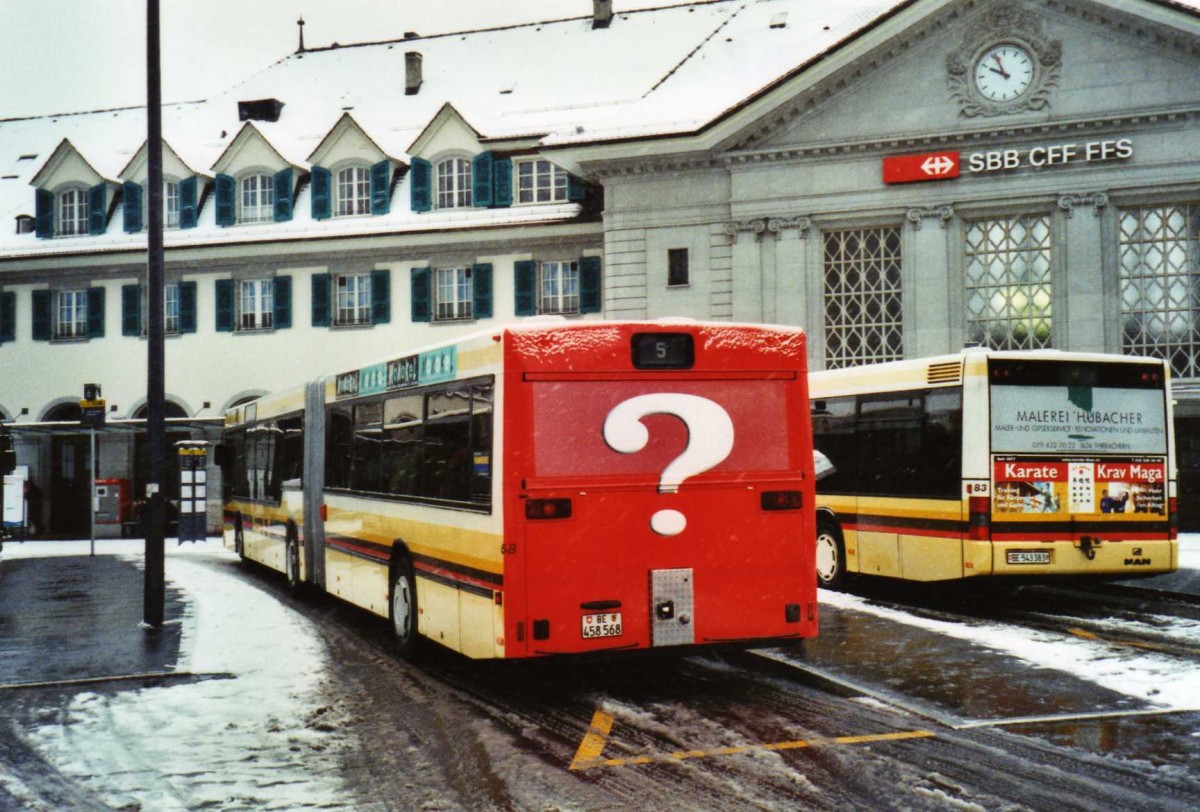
[239,174,274,223]
[164,283,180,334]
[435,267,472,321]
[164,180,180,228]
[239,279,274,331]
[517,159,568,204]
[336,273,371,326]
[336,166,371,217]
[57,188,88,236]
[539,260,579,314]
[55,289,88,338]
[436,158,472,209]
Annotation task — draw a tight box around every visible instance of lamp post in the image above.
[144,0,166,628]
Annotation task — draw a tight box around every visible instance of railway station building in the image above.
[1,0,1199,535]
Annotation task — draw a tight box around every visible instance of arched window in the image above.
[58,187,88,236]
[336,165,371,217]
[239,173,274,223]
[436,157,472,209]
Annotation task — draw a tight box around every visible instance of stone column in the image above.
[1057,192,1108,353]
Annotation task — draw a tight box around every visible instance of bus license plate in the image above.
[1007,550,1051,565]
[581,612,623,639]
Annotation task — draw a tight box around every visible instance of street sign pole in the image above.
[90,428,96,557]
[144,0,167,629]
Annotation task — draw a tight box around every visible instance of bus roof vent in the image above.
[927,361,963,385]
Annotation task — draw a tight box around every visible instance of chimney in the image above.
[405,51,423,96]
[593,0,613,29]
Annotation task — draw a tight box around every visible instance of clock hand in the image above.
[991,54,1011,80]
[987,67,1009,77]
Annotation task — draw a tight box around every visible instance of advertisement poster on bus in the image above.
[992,457,1166,516]
[991,384,1167,455]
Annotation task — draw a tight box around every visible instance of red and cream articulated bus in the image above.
[810,349,1178,588]
[221,321,818,658]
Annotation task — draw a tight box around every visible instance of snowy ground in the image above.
[821,534,1200,714]
[0,535,1197,809]
[0,539,350,811]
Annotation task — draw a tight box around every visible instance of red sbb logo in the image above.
[882,151,961,184]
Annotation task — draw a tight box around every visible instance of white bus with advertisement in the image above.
[810,349,1178,588]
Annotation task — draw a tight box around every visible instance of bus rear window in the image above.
[989,359,1165,389]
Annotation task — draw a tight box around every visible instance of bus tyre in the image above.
[815,519,847,591]
[285,528,301,594]
[390,556,420,658]
[234,516,246,561]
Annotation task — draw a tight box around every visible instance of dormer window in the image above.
[58,187,89,236]
[336,166,371,217]
[164,180,180,228]
[516,159,568,204]
[239,173,274,223]
[436,157,472,209]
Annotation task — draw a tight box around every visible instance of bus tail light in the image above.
[526,498,572,520]
[968,496,991,541]
[761,490,803,511]
[1169,497,1178,540]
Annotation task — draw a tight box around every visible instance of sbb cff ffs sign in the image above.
[882,151,960,184]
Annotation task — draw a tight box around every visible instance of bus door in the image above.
[519,376,805,654]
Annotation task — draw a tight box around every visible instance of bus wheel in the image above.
[815,519,846,591]
[389,556,420,657]
[234,516,246,561]
[285,528,301,594]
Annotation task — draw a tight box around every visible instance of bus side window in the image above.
[812,395,856,493]
[858,394,924,497]
[922,389,963,498]
[469,383,494,506]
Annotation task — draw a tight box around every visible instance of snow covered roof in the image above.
[2,0,1199,258]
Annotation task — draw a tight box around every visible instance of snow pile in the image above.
[5,540,349,810]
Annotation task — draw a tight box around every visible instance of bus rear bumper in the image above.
[986,538,1177,577]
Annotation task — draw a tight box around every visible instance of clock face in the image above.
[974,44,1035,102]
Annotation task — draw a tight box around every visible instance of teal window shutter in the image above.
[179,176,198,229]
[472,151,494,207]
[214,279,235,332]
[88,183,108,235]
[87,287,105,338]
[273,168,294,222]
[122,182,143,233]
[31,290,51,341]
[0,291,15,343]
[492,158,512,207]
[311,166,332,220]
[178,281,197,333]
[215,174,236,226]
[370,160,391,215]
[370,269,391,324]
[579,256,602,314]
[35,189,54,238]
[472,263,493,319]
[311,273,332,327]
[567,174,586,203]
[410,158,431,213]
[514,260,537,316]
[273,276,292,329]
[410,267,431,323]
[121,284,142,336]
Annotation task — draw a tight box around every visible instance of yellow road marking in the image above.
[569,712,934,771]
[569,710,616,770]
[1067,626,1197,655]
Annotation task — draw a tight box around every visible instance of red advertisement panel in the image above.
[993,457,1166,516]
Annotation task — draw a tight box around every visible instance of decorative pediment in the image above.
[30,139,109,190]
[307,113,393,168]
[118,140,209,184]
[407,103,485,159]
[211,123,300,176]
